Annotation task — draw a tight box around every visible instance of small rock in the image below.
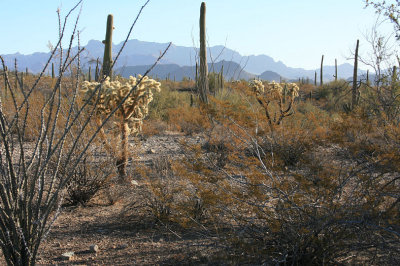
[61,251,75,261]
[148,148,156,154]
[53,242,61,248]
[130,180,139,186]
[89,244,99,253]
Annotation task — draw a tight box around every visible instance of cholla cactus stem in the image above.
[249,80,299,130]
[82,75,161,181]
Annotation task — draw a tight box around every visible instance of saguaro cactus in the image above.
[314,71,317,86]
[3,66,8,96]
[102,14,114,80]
[320,55,324,86]
[392,65,397,87]
[20,72,24,89]
[51,62,55,79]
[195,62,198,87]
[220,65,224,91]
[95,58,100,81]
[198,2,209,104]
[335,58,338,81]
[352,39,359,108]
[14,58,18,89]
[88,66,92,82]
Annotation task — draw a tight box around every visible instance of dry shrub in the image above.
[137,156,183,222]
[167,105,211,135]
[148,82,191,121]
[177,125,399,264]
[140,119,168,138]
[168,92,399,264]
[135,155,219,227]
[63,155,115,206]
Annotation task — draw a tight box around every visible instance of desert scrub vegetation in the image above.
[1,46,399,266]
[0,1,399,265]
[137,73,399,264]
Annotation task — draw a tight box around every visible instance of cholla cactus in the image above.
[249,79,265,94]
[82,75,161,180]
[249,80,299,129]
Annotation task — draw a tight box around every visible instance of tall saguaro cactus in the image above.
[352,39,359,108]
[220,65,224,91]
[335,58,338,81]
[314,71,317,86]
[51,62,55,79]
[102,14,114,80]
[198,2,209,104]
[88,66,92,82]
[320,55,324,86]
[95,58,100,81]
[392,65,397,87]
[3,66,8,96]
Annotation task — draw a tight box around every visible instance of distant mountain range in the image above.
[0,39,367,81]
[117,60,257,81]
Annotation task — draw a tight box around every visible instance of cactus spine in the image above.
[352,39,359,108]
[102,14,114,80]
[198,2,209,104]
[320,55,324,86]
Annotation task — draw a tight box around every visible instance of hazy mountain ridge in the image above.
[116,60,257,81]
[1,39,366,81]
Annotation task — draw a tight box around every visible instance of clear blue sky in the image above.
[0,0,394,69]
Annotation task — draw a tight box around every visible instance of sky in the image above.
[0,0,395,69]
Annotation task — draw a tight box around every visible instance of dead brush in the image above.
[140,156,180,222]
[60,155,114,206]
